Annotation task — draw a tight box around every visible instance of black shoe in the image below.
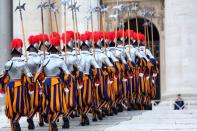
[70,112,75,118]
[42,113,48,123]
[50,121,58,131]
[62,117,70,129]
[109,112,114,116]
[39,121,44,127]
[80,117,85,126]
[103,108,110,116]
[80,121,85,126]
[127,106,132,111]
[27,118,35,130]
[13,121,21,131]
[92,116,97,122]
[97,111,103,120]
[117,104,123,112]
[102,110,106,117]
[84,115,90,125]
[112,106,118,115]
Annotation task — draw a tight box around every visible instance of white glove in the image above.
[64,88,69,93]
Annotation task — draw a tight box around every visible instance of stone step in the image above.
[105,102,197,131]
[148,109,197,113]
[125,118,197,124]
[135,114,197,119]
[105,123,197,131]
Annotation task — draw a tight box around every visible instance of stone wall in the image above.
[164,0,197,100]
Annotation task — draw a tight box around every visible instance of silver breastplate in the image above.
[44,60,61,77]
[65,54,77,72]
[80,54,92,74]
[5,59,26,80]
[95,52,106,68]
[27,53,41,74]
[43,54,70,77]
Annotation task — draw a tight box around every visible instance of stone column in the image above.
[0,0,12,106]
[0,0,12,69]
[163,0,197,100]
[13,0,50,41]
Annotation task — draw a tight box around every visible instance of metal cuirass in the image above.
[27,52,41,75]
[5,57,32,80]
[43,54,70,77]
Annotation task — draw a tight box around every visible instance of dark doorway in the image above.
[124,17,161,100]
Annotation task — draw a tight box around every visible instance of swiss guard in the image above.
[0,39,33,131]
[61,31,81,129]
[91,32,116,118]
[26,35,43,129]
[34,35,72,131]
[78,33,101,125]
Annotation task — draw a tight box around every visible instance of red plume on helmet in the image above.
[133,32,138,41]
[66,31,74,38]
[80,33,90,47]
[85,31,92,41]
[117,30,123,38]
[10,38,23,49]
[106,31,115,42]
[75,32,80,40]
[28,35,39,45]
[62,32,72,43]
[125,30,134,38]
[27,35,40,51]
[138,32,145,42]
[50,32,60,40]
[80,34,88,42]
[50,36,60,47]
[49,32,61,46]
[93,32,100,43]
[38,34,49,42]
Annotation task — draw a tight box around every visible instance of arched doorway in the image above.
[124,17,161,100]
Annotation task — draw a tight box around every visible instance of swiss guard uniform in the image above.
[26,35,43,129]
[34,35,72,131]
[78,33,100,125]
[108,31,129,112]
[139,43,158,104]
[61,31,82,129]
[102,32,120,115]
[1,39,32,131]
[124,31,137,108]
[134,33,151,109]
[91,32,116,117]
